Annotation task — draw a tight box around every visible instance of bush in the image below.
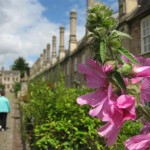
[22,78,142,150]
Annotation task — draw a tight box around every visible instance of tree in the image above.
[11,57,30,78]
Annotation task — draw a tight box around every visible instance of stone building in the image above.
[0,68,20,92]
[29,0,150,86]
[29,0,94,86]
[118,0,150,56]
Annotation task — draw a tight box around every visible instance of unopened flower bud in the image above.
[120,63,132,76]
[104,60,117,73]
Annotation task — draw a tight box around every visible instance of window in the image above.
[74,57,77,72]
[141,15,150,53]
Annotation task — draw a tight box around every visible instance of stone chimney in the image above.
[47,44,50,62]
[46,43,51,68]
[69,10,77,52]
[52,35,57,65]
[87,0,93,9]
[37,58,40,75]
[40,53,43,72]
[59,26,65,60]
[86,0,94,35]
[43,49,47,65]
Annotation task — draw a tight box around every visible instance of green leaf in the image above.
[113,71,126,90]
[111,30,132,39]
[100,41,106,63]
[117,47,139,64]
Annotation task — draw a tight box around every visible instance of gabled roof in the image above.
[0,70,20,75]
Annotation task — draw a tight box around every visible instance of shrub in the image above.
[22,78,142,150]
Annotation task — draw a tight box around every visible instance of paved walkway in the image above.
[0,92,23,150]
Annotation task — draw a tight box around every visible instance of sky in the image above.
[0,0,118,70]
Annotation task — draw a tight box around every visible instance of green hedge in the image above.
[21,78,142,150]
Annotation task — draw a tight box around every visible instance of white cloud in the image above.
[0,0,118,70]
[0,0,86,70]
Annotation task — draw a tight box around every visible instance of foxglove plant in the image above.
[76,2,150,149]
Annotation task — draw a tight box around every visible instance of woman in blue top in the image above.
[0,90,10,131]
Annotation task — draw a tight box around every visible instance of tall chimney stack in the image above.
[69,10,77,53]
[59,26,65,60]
[47,43,50,62]
[43,49,47,65]
[87,0,93,9]
[86,0,94,35]
[40,53,43,72]
[46,43,51,68]
[52,35,57,65]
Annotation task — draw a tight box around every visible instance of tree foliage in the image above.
[11,57,30,78]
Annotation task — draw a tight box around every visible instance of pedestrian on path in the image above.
[0,90,10,131]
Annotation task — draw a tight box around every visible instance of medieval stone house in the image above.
[0,68,20,92]
[29,0,150,86]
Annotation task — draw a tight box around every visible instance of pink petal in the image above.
[87,59,105,77]
[85,74,107,89]
[117,95,135,109]
[98,122,121,146]
[76,91,107,107]
[131,77,143,84]
[125,134,150,150]
[134,66,150,77]
[78,64,94,75]
[89,96,108,119]
[141,78,150,102]
[78,59,108,89]
[136,56,150,66]
[117,95,136,122]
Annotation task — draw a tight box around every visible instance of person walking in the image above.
[0,90,10,131]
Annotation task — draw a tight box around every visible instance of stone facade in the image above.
[0,69,20,92]
[118,0,150,56]
[30,0,150,86]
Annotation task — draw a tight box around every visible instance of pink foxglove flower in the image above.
[98,95,136,145]
[77,60,115,120]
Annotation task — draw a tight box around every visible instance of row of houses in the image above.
[29,0,150,86]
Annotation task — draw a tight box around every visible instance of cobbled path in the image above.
[0,92,23,150]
